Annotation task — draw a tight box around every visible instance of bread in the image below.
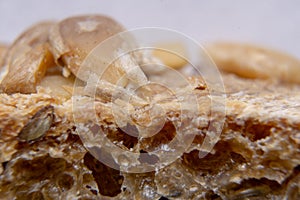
[0,15,299,200]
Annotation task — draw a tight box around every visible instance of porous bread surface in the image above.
[0,15,299,200]
[0,74,299,199]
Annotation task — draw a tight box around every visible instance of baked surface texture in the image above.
[0,16,299,200]
[0,73,299,199]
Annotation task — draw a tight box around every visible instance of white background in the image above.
[1,0,300,58]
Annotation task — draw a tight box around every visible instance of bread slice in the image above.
[0,16,299,200]
[0,72,299,199]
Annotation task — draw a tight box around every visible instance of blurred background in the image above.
[1,0,300,58]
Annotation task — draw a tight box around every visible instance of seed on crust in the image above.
[206,42,300,84]
[152,42,188,69]
[0,22,55,94]
[5,21,54,66]
[1,44,55,94]
[49,15,125,79]
[0,43,8,67]
[0,43,8,83]
[18,105,54,141]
